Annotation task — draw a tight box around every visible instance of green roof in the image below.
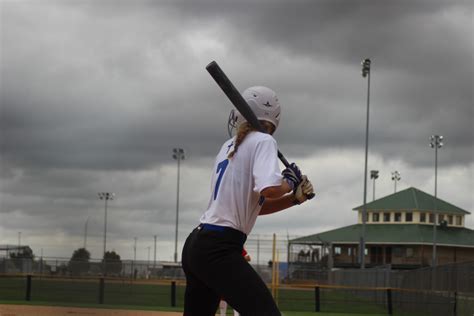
[290,224,474,247]
[353,187,470,215]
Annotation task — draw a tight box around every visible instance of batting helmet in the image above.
[227,86,281,136]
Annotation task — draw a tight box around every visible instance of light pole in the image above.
[430,135,443,267]
[360,58,371,269]
[83,216,89,249]
[153,235,157,268]
[391,171,401,193]
[370,170,379,201]
[98,192,114,275]
[147,246,151,268]
[134,237,137,262]
[172,148,185,263]
[132,237,137,278]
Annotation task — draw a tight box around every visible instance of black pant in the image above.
[181,224,281,316]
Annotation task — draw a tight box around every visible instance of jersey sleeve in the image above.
[252,135,283,193]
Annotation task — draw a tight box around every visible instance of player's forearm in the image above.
[259,194,298,215]
[260,181,292,199]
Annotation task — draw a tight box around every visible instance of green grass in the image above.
[0,276,388,315]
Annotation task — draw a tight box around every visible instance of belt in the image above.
[197,223,247,245]
[198,223,228,232]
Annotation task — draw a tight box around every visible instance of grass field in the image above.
[2,275,472,315]
[0,276,390,314]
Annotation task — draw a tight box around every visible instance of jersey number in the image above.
[213,159,229,200]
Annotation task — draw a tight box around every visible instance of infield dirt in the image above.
[0,304,182,316]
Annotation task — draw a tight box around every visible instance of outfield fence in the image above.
[1,255,473,315]
[1,273,473,315]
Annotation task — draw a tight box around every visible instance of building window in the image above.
[439,214,445,223]
[420,213,426,223]
[373,213,380,222]
[429,213,435,223]
[393,247,403,257]
[406,248,414,257]
[405,213,413,222]
[448,215,453,225]
[456,216,462,226]
[384,213,391,222]
[334,247,341,255]
[394,213,402,222]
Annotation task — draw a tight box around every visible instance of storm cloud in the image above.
[1,0,472,261]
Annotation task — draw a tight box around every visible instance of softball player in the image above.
[219,249,252,316]
[182,86,314,316]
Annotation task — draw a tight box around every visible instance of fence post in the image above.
[98,278,105,304]
[315,286,320,312]
[171,281,176,307]
[25,275,32,301]
[386,288,393,315]
[453,291,457,316]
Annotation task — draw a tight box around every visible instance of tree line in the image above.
[8,247,123,276]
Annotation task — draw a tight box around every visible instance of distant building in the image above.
[289,187,474,270]
[0,245,34,273]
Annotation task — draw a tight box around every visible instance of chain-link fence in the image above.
[2,262,473,315]
[1,236,473,315]
[0,256,185,280]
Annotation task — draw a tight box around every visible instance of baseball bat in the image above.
[206,60,314,199]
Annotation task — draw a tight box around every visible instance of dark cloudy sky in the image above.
[1,0,472,262]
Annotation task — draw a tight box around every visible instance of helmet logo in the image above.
[263,101,273,108]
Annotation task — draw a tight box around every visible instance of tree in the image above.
[102,250,122,275]
[9,247,34,271]
[68,248,91,276]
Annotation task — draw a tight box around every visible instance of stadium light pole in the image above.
[147,246,151,268]
[172,148,185,263]
[98,192,114,275]
[430,135,443,267]
[153,235,157,269]
[360,58,371,269]
[370,170,379,201]
[83,216,89,249]
[391,171,401,193]
[134,237,137,262]
[131,237,137,278]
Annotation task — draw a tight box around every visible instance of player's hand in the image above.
[294,176,314,204]
[282,163,303,192]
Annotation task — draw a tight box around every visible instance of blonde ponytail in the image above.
[227,121,275,159]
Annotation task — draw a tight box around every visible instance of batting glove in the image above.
[282,163,303,192]
[294,176,315,204]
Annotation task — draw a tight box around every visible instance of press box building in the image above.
[289,187,474,269]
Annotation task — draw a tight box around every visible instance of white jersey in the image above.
[200,131,283,235]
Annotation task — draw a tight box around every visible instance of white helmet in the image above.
[228,86,281,136]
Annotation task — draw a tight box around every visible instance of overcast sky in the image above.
[1,0,472,263]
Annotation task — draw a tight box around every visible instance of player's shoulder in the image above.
[247,131,277,145]
[249,131,275,141]
[218,137,234,150]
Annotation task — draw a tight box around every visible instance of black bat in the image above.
[206,60,314,199]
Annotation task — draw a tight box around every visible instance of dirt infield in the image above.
[0,304,182,316]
